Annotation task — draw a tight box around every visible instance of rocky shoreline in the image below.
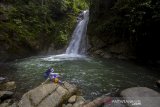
[0,77,160,107]
[0,77,17,107]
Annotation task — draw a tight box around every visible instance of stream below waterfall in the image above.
[0,54,160,100]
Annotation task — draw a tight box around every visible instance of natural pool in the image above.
[0,54,160,100]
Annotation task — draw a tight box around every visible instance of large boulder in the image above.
[120,87,160,107]
[18,82,77,107]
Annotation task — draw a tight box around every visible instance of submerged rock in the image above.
[18,82,77,107]
[120,87,160,107]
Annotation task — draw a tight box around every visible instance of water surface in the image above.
[0,54,160,100]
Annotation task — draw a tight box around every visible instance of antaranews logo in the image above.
[112,99,141,106]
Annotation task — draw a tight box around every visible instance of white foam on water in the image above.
[41,54,87,61]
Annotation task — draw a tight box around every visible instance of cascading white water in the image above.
[66,10,89,55]
[42,10,89,61]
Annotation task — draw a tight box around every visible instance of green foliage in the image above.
[54,31,68,48]
[73,0,89,12]
[0,0,88,57]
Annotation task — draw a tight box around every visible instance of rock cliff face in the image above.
[87,0,160,62]
[88,0,133,59]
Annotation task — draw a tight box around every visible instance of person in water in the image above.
[42,67,62,85]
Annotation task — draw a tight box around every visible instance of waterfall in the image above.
[66,10,89,55]
[42,10,89,61]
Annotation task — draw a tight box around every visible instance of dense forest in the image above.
[88,0,160,62]
[1,0,160,63]
[0,0,88,61]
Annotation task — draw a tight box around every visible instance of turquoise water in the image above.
[0,54,160,99]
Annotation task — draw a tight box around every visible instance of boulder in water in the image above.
[18,82,77,107]
[120,87,160,107]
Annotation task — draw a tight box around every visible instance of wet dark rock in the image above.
[0,99,13,107]
[0,91,13,101]
[0,77,6,84]
[156,80,160,88]
[103,53,112,59]
[121,87,160,107]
